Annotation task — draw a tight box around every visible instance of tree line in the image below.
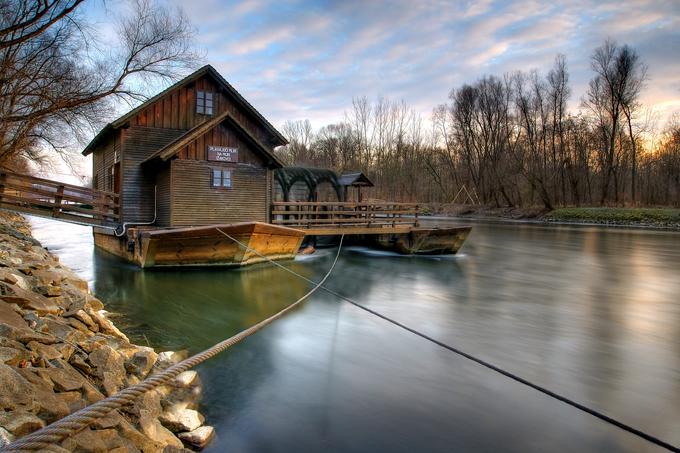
[278,41,680,208]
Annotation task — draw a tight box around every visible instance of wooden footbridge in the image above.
[270,201,421,235]
[0,170,119,228]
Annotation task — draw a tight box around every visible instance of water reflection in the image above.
[28,216,680,452]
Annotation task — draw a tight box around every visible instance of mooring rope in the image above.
[216,229,680,453]
[2,235,345,452]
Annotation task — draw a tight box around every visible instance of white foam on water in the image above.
[345,246,466,260]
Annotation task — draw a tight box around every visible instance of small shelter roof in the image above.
[338,172,374,187]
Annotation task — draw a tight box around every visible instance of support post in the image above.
[53,185,64,218]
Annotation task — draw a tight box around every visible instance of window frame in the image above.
[211,168,232,189]
[196,90,214,116]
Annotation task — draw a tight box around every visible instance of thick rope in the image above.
[216,229,680,453]
[3,235,345,452]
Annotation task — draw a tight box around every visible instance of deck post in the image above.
[53,185,64,218]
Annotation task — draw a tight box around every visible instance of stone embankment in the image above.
[0,213,214,452]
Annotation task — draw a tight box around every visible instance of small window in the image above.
[196,91,213,115]
[211,169,232,188]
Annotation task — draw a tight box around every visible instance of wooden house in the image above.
[82,65,287,228]
[63,64,470,267]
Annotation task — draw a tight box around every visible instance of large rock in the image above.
[59,427,109,452]
[0,346,28,366]
[155,350,188,371]
[0,410,44,436]
[13,366,71,421]
[26,340,62,361]
[0,270,30,291]
[41,318,87,344]
[125,348,158,378]
[159,407,204,433]
[68,309,98,332]
[89,309,129,342]
[88,345,126,396]
[0,301,29,330]
[178,425,215,449]
[126,388,163,419]
[0,282,60,315]
[116,416,167,452]
[173,371,198,388]
[37,366,85,392]
[0,363,34,409]
[0,427,14,447]
[139,412,184,448]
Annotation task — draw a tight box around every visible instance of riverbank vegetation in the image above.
[278,41,680,209]
[544,207,680,226]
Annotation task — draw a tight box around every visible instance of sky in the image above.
[155,0,680,130]
[74,0,680,143]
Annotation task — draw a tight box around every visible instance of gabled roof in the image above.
[82,64,288,156]
[141,110,284,168]
[338,172,374,187]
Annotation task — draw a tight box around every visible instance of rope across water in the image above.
[2,235,345,452]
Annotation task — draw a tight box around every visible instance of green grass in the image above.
[545,207,680,224]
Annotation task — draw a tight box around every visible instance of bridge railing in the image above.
[271,201,420,229]
[0,170,120,227]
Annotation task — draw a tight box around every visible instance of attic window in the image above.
[196,90,213,115]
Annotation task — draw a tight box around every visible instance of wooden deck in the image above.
[0,170,119,227]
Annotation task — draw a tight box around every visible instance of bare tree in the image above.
[280,119,314,164]
[614,45,647,203]
[547,54,570,203]
[0,0,199,166]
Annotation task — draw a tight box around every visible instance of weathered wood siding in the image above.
[121,127,184,223]
[92,130,120,192]
[126,74,273,148]
[169,160,268,226]
[155,164,172,227]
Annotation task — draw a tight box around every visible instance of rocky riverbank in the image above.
[0,213,214,452]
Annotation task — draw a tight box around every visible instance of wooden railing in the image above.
[0,170,119,227]
[271,201,420,229]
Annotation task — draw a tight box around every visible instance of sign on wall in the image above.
[207,145,238,163]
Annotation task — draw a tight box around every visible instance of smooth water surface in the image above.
[29,217,680,452]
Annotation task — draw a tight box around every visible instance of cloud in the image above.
[133,0,680,129]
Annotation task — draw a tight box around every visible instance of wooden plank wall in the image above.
[92,131,118,191]
[169,160,268,226]
[121,127,185,223]
[127,75,274,147]
[155,164,172,227]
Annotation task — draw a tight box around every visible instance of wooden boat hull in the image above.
[306,226,472,255]
[94,222,305,268]
[379,226,471,254]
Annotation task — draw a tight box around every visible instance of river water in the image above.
[28,217,680,452]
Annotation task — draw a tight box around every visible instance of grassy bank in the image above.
[545,207,680,227]
[427,204,680,229]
